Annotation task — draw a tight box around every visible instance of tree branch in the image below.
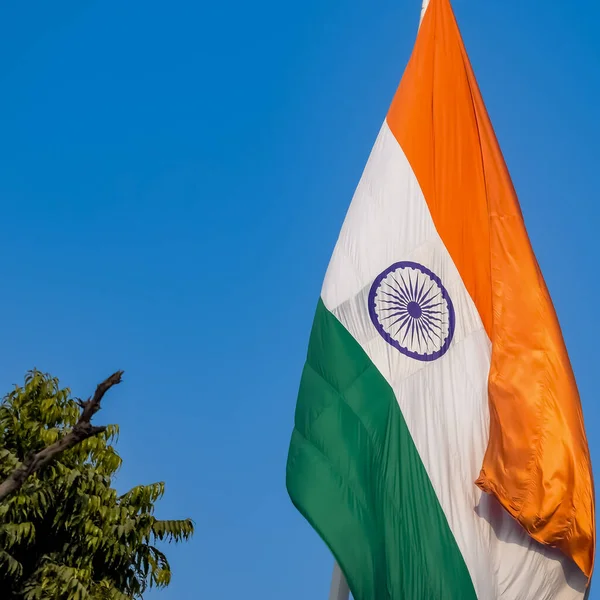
[0,370,124,503]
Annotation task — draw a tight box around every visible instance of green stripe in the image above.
[287,299,477,600]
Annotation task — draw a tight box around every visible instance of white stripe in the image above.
[420,0,430,26]
[321,121,586,600]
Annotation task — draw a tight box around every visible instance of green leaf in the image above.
[0,369,194,598]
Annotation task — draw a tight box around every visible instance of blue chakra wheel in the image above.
[368,261,455,362]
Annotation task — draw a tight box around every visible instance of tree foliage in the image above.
[0,370,194,599]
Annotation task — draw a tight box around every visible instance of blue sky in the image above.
[1,0,599,598]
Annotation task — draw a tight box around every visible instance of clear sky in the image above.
[0,0,599,598]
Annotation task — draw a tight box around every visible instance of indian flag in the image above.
[286,1,595,599]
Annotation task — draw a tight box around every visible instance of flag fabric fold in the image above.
[286,1,595,598]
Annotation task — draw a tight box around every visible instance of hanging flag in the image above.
[286,0,595,598]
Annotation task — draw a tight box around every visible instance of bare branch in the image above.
[0,371,124,503]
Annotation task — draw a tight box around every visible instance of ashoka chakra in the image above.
[368,261,455,362]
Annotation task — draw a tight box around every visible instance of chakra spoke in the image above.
[393,314,412,337]
[379,298,407,309]
[415,319,424,351]
[420,317,443,341]
[419,319,437,348]
[420,295,441,310]
[419,282,437,304]
[415,277,430,305]
[421,304,444,313]
[379,305,408,314]
[380,291,408,307]
[399,272,414,301]
[407,271,417,302]
[421,313,443,325]
[400,317,413,344]
[381,310,408,321]
[388,314,411,331]
[388,277,411,304]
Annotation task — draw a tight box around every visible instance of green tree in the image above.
[0,370,194,599]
